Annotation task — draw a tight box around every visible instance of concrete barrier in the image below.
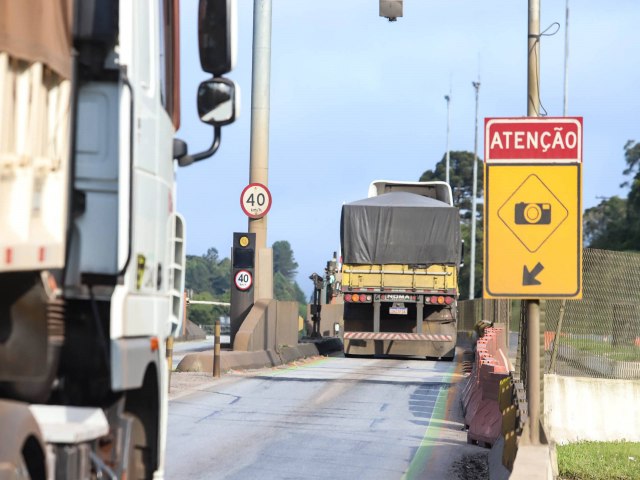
[234,299,299,352]
[545,374,640,443]
[177,300,320,373]
[176,343,321,373]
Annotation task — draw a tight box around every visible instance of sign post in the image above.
[484,118,583,299]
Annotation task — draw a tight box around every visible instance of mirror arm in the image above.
[191,125,222,163]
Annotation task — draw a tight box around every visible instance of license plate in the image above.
[389,307,408,315]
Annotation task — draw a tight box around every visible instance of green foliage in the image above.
[557,441,640,480]
[185,248,230,295]
[185,248,231,326]
[420,151,483,299]
[273,271,307,317]
[420,150,484,218]
[460,221,484,300]
[272,241,307,317]
[185,242,308,325]
[188,291,230,327]
[583,196,627,249]
[584,140,640,251]
[273,240,299,281]
[623,140,640,248]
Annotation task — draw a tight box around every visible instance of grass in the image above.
[557,441,640,480]
[560,338,640,362]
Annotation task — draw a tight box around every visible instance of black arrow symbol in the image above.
[523,262,544,286]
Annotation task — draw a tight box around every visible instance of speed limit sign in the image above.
[240,183,272,219]
[234,270,253,291]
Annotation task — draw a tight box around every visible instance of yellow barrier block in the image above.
[502,404,517,436]
[503,430,518,470]
[498,377,514,411]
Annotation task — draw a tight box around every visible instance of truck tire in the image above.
[125,413,150,480]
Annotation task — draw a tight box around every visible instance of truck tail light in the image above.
[426,295,454,305]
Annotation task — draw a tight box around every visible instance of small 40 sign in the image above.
[234,270,253,291]
[240,183,272,219]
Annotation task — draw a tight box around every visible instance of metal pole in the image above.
[213,318,221,378]
[563,0,569,116]
[166,336,174,390]
[527,0,541,445]
[445,94,451,186]
[528,0,540,117]
[469,80,480,300]
[249,0,273,297]
[549,300,566,373]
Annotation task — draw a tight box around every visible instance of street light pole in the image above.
[563,0,570,116]
[444,94,451,186]
[249,0,273,300]
[469,80,480,300]
[527,0,542,446]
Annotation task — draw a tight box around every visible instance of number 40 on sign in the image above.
[240,183,272,219]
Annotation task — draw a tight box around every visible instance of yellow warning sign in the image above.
[484,164,582,299]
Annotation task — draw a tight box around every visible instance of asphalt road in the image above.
[165,354,487,479]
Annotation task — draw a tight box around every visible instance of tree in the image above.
[420,151,484,299]
[272,241,307,317]
[622,140,640,249]
[185,248,231,327]
[273,240,298,281]
[583,140,640,252]
[583,196,627,249]
[420,150,484,218]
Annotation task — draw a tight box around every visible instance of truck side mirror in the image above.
[197,78,237,126]
[460,240,465,268]
[198,0,236,76]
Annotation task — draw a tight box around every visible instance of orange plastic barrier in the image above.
[461,326,511,447]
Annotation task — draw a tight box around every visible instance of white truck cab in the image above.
[0,1,237,478]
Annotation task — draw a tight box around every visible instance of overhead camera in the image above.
[379,0,403,21]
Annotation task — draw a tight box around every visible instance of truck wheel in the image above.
[125,414,150,480]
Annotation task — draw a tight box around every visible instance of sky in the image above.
[177,1,640,296]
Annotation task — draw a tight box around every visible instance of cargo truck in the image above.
[340,181,462,359]
[0,0,237,478]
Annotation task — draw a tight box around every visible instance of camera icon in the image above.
[515,202,551,225]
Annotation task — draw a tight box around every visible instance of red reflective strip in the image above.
[5,248,12,264]
[344,332,453,342]
[39,247,45,262]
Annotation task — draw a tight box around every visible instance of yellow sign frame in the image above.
[483,163,582,299]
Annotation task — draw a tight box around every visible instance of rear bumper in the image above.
[343,329,457,358]
[343,332,453,342]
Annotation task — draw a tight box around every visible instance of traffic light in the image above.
[230,232,256,345]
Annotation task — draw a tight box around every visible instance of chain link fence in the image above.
[544,248,640,379]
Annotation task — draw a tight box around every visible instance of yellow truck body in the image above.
[341,263,458,292]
